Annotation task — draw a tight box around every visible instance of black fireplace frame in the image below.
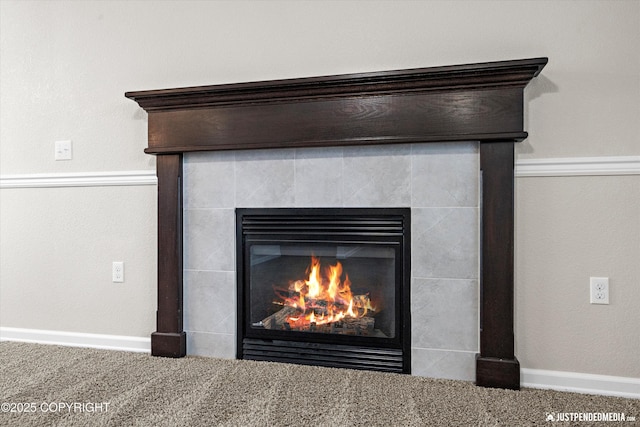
[125,57,548,389]
[236,208,411,373]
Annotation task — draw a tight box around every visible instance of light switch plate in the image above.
[55,140,72,160]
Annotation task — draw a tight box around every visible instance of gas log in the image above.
[261,295,376,336]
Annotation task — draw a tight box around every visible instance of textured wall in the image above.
[1,0,638,378]
[516,176,640,376]
[0,185,157,337]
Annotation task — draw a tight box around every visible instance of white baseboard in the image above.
[521,368,640,399]
[1,328,638,398]
[0,170,157,189]
[0,327,150,353]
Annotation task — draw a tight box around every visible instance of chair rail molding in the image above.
[0,170,157,189]
[2,156,636,190]
[515,156,640,177]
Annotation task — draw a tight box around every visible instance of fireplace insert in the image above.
[236,208,411,373]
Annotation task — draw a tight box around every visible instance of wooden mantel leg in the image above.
[476,142,520,389]
[151,154,186,357]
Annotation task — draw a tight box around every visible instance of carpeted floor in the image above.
[0,342,637,426]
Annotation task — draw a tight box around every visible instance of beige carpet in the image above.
[1,342,637,426]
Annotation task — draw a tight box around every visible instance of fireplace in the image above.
[125,57,548,389]
[237,208,411,373]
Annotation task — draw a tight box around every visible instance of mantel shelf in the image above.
[126,58,547,155]
[126,57,547,111]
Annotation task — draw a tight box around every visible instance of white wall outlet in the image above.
[54,140,72,160]
[112,261,124,283]
[590,277,609,304]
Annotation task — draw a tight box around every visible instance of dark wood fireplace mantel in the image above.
[126,57,547,390]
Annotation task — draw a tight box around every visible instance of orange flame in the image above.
[275,256,375,330]
[305,256,322,298]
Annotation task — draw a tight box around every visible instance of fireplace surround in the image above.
[125,57,548,390]
[236,208,411,373]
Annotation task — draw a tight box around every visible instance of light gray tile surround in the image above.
[183,142,480,381]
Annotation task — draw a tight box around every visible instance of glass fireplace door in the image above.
[248,243,397,340]
[236,208,410,373]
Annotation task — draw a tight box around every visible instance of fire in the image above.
[306,256,322,299]
[274,256,375,331]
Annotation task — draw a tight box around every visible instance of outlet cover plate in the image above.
[590,277,609,304]
[112,261,124,283]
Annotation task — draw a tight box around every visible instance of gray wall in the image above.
[1,0,638,379]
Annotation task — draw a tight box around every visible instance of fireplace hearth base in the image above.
[476,355,521,389]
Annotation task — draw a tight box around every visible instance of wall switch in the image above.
[55,140,72,160]
[112,261,124,283]
[590,277,609,304]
